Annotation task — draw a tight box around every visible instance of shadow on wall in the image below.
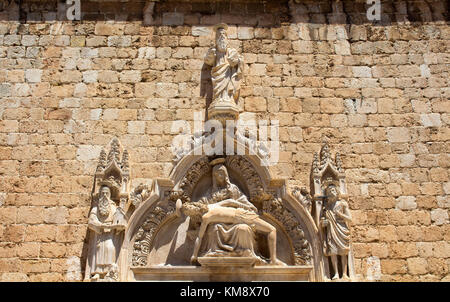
[0,0,448,24]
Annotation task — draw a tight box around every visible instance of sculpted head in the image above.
[325,184,339,202]
[100,186,111,200]
[214,23,228,52]
[98,186,112,217]
[213,164,229,187]
[182,202,208,225]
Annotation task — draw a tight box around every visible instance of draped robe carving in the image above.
[204,24,243,107]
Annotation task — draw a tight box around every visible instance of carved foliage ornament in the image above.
[224,156,268,203]
[175,157,211,202]
[130,184,150,207]
[132,202,175,267]
[292,186,312,213]
[263,198,312,265]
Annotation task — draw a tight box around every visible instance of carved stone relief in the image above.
[85,138,130,282]
[176,156,211,202]
[131,201,175,267]
[175,158,287,267]
[262,197,312,265]
[311,142,355,281]
[84,24,359,282]
[224,156,268,204]
[130,184,150,208]
[292,186,313,213]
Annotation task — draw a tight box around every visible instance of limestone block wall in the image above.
[0,0,448,281]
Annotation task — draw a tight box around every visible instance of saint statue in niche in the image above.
[87,186,127,281]
[177,158,285,266]
[204,23,244,108]
[320,181,352,280]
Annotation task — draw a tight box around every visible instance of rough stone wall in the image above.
[0,0,449,281]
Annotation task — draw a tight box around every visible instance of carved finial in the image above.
[122,149,129,172]
[320,143,331,167]
[335,152,343,172]
[312,152,319,173]
[97,149,107,172]
[108,138,121,164]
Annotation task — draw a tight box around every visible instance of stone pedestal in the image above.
[198,257,257,268]
[132,266,314,282]
[207,101,240,125]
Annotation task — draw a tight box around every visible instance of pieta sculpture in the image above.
[176,158,285,266]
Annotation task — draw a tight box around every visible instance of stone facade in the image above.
[0,0,449,282]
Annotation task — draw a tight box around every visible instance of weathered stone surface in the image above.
[162,12,184,26]
[0,0,448,283]
[76,145,102,161]
[430,209,449,226]
[420,114,442,127]
[395,196,418,211]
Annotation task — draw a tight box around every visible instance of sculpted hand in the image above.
[205,47,216,64]
[247,204,258,212]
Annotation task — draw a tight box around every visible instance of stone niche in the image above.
[124,142,321,281]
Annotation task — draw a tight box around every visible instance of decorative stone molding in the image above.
[130,184,150,208]
[172,131,213,164]
[292,186,312,214]
[263,198,312,265]
[131,201,175,267]
[235,131,271,166]
[224,155,268,204]
[175,156,211,202]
